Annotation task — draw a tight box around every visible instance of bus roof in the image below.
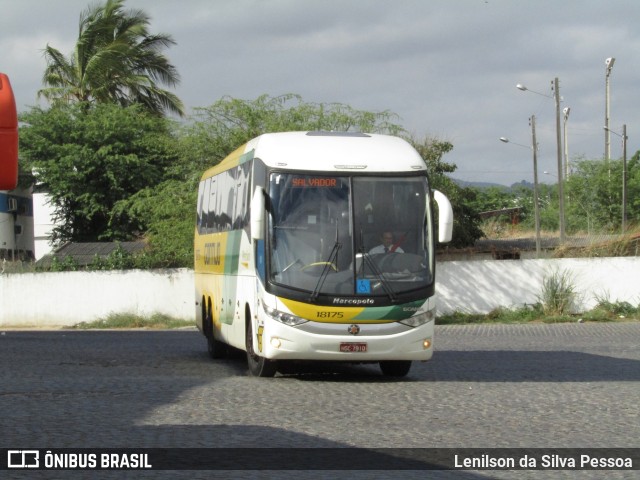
[201,132,426,179]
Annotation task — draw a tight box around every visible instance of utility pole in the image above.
[605,57,615,161]
[563,107,571,177]
[530,115,541,257]
[622,123,628,232]
[553,78,565,243]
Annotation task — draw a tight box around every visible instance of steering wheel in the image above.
[301,261,338,273]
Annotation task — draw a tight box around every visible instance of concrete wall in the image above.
[436,257,640,314]
[1,258,639,327]
[0,269,194,327]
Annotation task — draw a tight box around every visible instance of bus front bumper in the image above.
[258,319,434,362]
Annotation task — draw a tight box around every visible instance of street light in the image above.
[516,84,549,97]
[499,137,528,149]
[604,124,628,232]
[517,78,565,243]
[500,115,541,257]
[605,57,615,161]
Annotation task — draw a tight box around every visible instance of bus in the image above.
[194,131,453,377]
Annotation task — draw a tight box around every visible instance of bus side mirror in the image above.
[433,190,453,243]
[250,186,265,240]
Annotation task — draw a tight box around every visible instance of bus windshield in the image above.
[268,173,433,301]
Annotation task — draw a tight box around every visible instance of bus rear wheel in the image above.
[246,319,276,377]
[379,360,412,377]
[204,302,227,359]
[207,334,228,360]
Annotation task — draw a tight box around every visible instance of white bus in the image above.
[195,131,453,377]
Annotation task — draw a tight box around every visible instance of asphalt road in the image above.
[1,322,639,479]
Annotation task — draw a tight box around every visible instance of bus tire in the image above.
[205,301,227,359]
[246,318,276,377]
[379,360,412,377]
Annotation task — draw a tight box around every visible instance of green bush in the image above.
[538,269,576,316]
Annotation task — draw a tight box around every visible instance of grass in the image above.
[437,306,570,325]
[538,268,576,316]
[68,307,639,329]
[68,313,193,330]
[438,300,640,325]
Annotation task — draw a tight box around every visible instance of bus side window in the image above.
[221,170,234,231]
[234,162,252,230]
[201,178,211,233]
[197,180,206,233]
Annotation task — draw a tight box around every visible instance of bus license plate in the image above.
[340,342,367,353]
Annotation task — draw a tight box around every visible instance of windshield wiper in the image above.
[358,230,397,302]
[309,220,342,302]
[360,251,398,302]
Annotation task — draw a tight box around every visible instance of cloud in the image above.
[2,0,639,185]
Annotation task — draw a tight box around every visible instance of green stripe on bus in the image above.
[352,300,426,321]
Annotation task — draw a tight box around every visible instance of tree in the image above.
[468,186,514,214]
[39,0,183,117]
[564,158,619,233]
[628,151,640,224]
[564,156,640,233]
[116,95,479,266]
[184,94,407,174]
[19,103,179,243]
[408,136,483,247]
[111,179,196,267]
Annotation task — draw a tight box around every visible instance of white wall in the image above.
[436,257,640,314]
[1,258,639,327]
[0,269,194,327]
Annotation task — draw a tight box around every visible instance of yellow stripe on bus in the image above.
[280,298,393,324]
[200,145,253,180]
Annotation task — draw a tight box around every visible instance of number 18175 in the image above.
[317,311,344,319]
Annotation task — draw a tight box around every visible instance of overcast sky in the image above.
[2,0,638,186]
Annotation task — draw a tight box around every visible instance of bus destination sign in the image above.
[292,177,340,188]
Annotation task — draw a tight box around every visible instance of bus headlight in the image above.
[399,309,434,328]
[262,302,308,326]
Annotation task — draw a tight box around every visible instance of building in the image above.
[0,187,34,262]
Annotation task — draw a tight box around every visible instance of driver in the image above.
[369,231,404,254]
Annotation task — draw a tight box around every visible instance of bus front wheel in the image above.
[246,319,277,377]
[379,360,412,377]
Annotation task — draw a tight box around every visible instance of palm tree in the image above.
[39,0,184,117]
